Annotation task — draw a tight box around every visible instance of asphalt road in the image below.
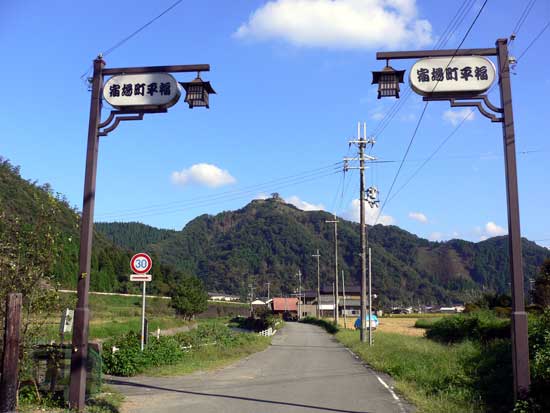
[108,323,413,413]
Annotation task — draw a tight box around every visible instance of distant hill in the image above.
[97,196,550,305]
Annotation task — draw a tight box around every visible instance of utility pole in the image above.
[265,282,271,301]
[368,247,373,346]
[312,249,321,318]
[346,122,375,343]
[341,270,347,329]
[325,215,339,325]
[248,283,255,317]
[296,270,302,319]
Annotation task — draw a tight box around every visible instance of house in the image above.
[300,285,378,318]
[271,297,298,318]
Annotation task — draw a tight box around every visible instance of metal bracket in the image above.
[423,94,503,123]
[98,108,167,137]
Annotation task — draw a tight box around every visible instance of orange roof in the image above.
[272,297,298,311]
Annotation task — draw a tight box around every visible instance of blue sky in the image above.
[1,0,549,248]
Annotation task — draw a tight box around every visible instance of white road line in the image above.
[343,346,408,413]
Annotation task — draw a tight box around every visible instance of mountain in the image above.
[0,157,182,295]
[97,196,550,305]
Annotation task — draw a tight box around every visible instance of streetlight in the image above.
[180,73,216,108]
[69,56,215,411]
[372,38,530,401]
[371,60,405,98]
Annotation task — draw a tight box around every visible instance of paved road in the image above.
[108,323,413,413]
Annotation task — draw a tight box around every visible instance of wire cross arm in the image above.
[98,108,167,137]
[422,94,503,123]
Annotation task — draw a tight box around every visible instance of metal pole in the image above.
[496,38,530,399]
[297,270,302,319]
[141,281,146,351]
[359,122,367,343]
[69,56,104,411]
[0,293,22,413]
[326,216,339,324]
[312,250,321,318]
[368,247,373,346]
[342,270,347,329]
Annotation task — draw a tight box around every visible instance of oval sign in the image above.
[130,253,152,275]
[103,73,181,109]
[409,55,496,96]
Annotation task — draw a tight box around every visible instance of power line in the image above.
[370,0,476,140]
[511,0,538,37]
[517,20,550,62]
[80,0,185,80]
[373,0,489,225]
[97,169,342,220]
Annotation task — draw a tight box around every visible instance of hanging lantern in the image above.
[180,73,216,108]
[371,62,405,99]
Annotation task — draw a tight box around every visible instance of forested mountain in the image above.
[95,222,176,252]
[3,156,548,305]
[0,158,183,296]
[97,196,550,305]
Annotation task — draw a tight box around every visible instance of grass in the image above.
[336,329,481,413]
[41,292,189,341]
[143,335,271,376]
[18,386,124,413]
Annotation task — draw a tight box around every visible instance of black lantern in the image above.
[371,61,405,99]
[180,73,216,108]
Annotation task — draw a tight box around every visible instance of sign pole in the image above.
[496,38,530,397]
[141,281,146,351]
[69,56,104,411]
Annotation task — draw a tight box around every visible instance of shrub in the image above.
[426,311,509,343]
[300,317,339,334]
[413,318,440,329]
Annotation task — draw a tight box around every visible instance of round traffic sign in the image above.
[130,253,152,274]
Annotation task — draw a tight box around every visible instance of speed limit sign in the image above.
[130,253,152,275]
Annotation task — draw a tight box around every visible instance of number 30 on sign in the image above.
[130,253,152,275]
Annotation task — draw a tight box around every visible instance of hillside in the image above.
[0,157,182,295]
[97,196,550,305]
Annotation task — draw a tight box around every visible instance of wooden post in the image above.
[1,293,23,413]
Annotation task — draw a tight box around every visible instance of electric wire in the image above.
[517,20,550,62]
[97,165,343,220]
[98,170,342,220]
[369,0,476,141]
[512,0,538,37]
[373,0,489,225]
[79,0,185,80]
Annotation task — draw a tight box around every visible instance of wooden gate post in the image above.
[0,293,23,413]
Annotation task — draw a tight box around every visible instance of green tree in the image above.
[170,275,208,320]
[533,259,550,308]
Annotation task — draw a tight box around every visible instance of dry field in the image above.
[336,316,425,336]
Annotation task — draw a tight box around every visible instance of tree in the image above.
[533,259,550,308]
[170,275,208,320]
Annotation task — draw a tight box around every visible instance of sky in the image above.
[1,0,549,248]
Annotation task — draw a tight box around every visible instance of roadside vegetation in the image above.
[337,309,550,412]
[300,316,339,334]
[102,320,270,376]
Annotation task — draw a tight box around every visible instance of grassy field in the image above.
[41,292,189,341]
[336,329,479,413]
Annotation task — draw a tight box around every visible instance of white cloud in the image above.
[344,199,394,225]
[474,221,507,241]
[255,193,270,200]
[171,163,236,188]
[485,221,507,237]
[442,108,475,126]
[408,211,428,223]
[286,195,325,211]
[429,232,443,241]
[234,0,433,49]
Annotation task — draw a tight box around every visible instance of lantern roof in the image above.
[179,75,216,94]
[371,66,406,85]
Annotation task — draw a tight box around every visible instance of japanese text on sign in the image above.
[409,56,496,96]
